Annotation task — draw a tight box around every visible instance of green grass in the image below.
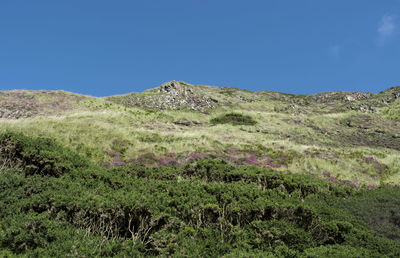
[1,90,400,186]
[2,84,400,255]
[1,86,400,185]
[381,98,400,121]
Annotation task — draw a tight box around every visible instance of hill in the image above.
[2,81,400,186]
[1,81,400,256]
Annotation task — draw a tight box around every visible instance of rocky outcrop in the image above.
[108,81,217,112]
[0,108,36,119]
[311,91,373,103]
[155,81,216,111]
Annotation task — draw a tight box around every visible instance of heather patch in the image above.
[0,91,86,119]
[129,152,181,167]
[364,156,390,177]
[102,147,297,170]
[104,150,126,166]
[335,115,400,150]
[0,92,39,118]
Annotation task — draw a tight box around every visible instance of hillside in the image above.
[1,81,400,256]
[2,81,400,186]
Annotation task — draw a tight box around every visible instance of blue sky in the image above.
[1,1,400,96]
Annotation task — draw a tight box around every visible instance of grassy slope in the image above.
[1,82,400,186]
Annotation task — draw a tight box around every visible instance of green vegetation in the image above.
[1,82,400,255]
[0,131,89,177]
[382,99,400,121]
[1,132,400,256]
[211,113,257,126]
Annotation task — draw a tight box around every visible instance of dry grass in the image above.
[1,86,400,186]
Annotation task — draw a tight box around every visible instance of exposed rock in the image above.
[346,95,356,101]
[109,81,217,112]
[311,91,373,103]
[157,81,193,95]
[349,105,380,114]
[0,108,35,119]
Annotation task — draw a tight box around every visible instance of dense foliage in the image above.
[210,113,257,126]
[1,132,400,257]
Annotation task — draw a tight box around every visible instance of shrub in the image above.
[210,113,257,126]
[1,132,400,256]
[0,131,90,177]
[301,245,379,257]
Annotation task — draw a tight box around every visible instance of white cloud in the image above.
[377,14,396,45]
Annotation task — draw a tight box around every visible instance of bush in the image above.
[210,113,257,126]
[1,132,400,256]
[0,213,57,254]
[301,245,379,258]
[0,131,90,177]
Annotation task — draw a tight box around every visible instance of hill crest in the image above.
[2,81,400,118]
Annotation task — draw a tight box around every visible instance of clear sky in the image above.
[1,1,400,96]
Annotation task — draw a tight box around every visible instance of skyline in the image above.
[1,80,398,98]
[1,1,400,96]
